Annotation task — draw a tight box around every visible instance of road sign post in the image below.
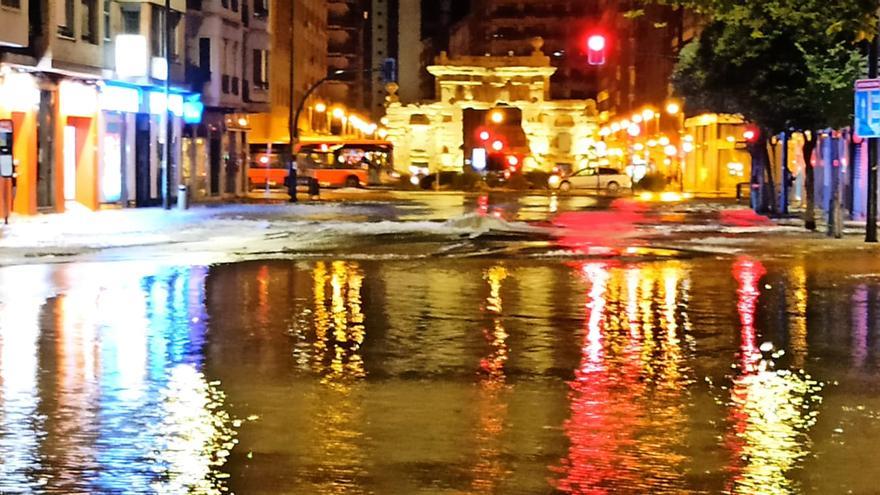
[855,78,880,242]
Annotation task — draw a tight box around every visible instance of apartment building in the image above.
[327,0,369,111]
[185,0,270,198]
[595,0,683,115]
[450,0,602,100]
[248,0,327,158]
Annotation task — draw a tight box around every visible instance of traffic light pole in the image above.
[868,25,879,243]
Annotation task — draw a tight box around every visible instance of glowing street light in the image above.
[490,110,505,124]
[627,123,641,137]
[492,140,504,152]
[479,130,491,141]
[665,101,681,115]
[314,102,327,113]
[332,107,346,119]
[642,108,656,120]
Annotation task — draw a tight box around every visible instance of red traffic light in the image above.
[587,34,607,66]
[743,128,758,142]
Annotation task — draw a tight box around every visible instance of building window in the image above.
[253,49,268,89]
[232,76,239,95]
[103,0,111,40]
[199,37,211,69]
[230,0,238,13]
[58,0,75,37]
[150,6,181,61]
[81,0,97,43]
[121,5,140,34]
[1,0,21,8]
[253,0,268,18]
[221,0,228,8]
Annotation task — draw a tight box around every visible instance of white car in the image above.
[549,167,632,193]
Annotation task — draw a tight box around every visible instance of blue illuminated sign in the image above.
[182,99,204,124]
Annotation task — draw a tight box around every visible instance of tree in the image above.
[659,0,873,224]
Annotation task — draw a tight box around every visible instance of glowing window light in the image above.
[101,85,141,113]
[114,35,148,78]
[149,92,184,117]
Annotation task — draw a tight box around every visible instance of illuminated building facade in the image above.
[682,114,750,196]
[384,40,600,175]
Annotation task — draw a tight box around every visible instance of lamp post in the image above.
[162,0,172,209]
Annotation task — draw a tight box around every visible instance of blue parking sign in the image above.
[855,79,880,138]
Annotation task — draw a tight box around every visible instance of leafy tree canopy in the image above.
[656,0,874,133]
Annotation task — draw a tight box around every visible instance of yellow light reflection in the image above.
[470,265,512,493]
[150,364,236,495]
[311,261,367,382]
[726,257,822,494]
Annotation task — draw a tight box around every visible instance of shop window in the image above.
[1,0,21,8]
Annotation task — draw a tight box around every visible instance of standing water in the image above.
[0,252,879,494]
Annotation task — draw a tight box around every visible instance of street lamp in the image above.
[315,102,327,113]
[490,110,504,124]
[665,101,681,115]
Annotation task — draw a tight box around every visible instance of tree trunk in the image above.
[803,132,817,231]
[748,135,771,214]
[764,131,777,215]
[828,134,843,239]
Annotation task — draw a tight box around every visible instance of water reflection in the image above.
[0,263,234,494]
[468,265,512,493]
[2,252,879,493]
[725,257,822,495]
[554,262,691,493]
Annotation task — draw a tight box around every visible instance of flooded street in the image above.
[2,244,880,493]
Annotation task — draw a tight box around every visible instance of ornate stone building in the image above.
[384,39,599,174]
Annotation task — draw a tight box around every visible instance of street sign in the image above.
[855,79,880,138]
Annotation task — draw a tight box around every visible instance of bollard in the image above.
[308,177,320,199]
[177,184,189,210]
[288,165,298,203]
